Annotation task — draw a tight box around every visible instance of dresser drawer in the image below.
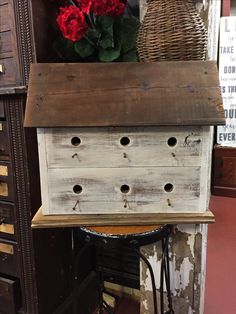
[42,126,205,168]
[0,121,10,160]
[0,239,19,277]
[0,161,14,201]
[0,57,21,87]
[0,1,21,87]
[0,1,11,33]
[0,202,15,239]
[0,275,21,314]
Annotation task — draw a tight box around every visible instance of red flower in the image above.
[93,0,126,17]
[57,6,87,42]
[76,0,93,14]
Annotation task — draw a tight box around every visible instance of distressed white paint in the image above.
[207,0,221,61]
[38,126,212,215]
[46,166,201,214]
[140,245,162,291]
[37,129,50,213]
[45,127,204,169]
[172,257,194,295]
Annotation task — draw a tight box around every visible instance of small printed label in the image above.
[0,242,14,254]
[0,182,8,197]
[0,224,14,235]
[0,166,8,176]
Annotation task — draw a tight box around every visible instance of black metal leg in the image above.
[73,240,93,313]
[97,246,116,314]
[98,246,104,314]
[160,247,164,314]
[162,236,174,314]
[134,248,158,314]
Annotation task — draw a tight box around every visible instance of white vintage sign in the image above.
[217,17,236,146]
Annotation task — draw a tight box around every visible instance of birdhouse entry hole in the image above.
[164,183,174,193]
[120,184,130,194]
[120,137,130,146]
[167,137,177,147]
[73,185,83,194]
[71,137,81,146]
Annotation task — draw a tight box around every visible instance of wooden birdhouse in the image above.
[25,61,224,224]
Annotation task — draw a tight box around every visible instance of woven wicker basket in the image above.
[137,0,208,61]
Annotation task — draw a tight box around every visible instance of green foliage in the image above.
[74,39,95,58]
[56,14,140,62]
[99,39,121,62]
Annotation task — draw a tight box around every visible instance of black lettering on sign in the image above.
[221,86,226,93]
[224,66,236,74]
[224,109,236,119]
[219,133,236,141]
[228,86,236,93]
[220,46,234,54]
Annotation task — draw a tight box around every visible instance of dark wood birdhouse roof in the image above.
[24,61,224,127]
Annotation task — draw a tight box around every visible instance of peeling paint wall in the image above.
[140,225,204,314]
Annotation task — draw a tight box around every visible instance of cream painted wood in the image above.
[37,129,50,214]
[37,126,212,215]
[46,166,203,214]
[199,126,214,213]
[44,126,205,168]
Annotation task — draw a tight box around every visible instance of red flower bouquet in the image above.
[53,0,139,62]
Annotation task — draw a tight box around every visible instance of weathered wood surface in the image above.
[31,207,215,228]
[38,126,212,216]
[25,61,224,127]
[46,167,202,214]
[45,126,205,168]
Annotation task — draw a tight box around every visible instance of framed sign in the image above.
[217,17,236,146]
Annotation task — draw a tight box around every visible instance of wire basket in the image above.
[137,0,208,61]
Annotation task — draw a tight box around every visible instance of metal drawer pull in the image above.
[0,64,5,73]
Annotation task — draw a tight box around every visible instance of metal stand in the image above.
[77,225,175,314]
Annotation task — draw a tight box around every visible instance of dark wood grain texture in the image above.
[212,145,236,197]
[25,61,224,127]
[0,101,5,117]
[0,276,21,314]
[0,0,22,87]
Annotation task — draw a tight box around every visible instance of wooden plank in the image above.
[24,61,224,127]
[37,129,50,213]
[31,207,215,228]
[45,126,204,168]
[46,167,201,214]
